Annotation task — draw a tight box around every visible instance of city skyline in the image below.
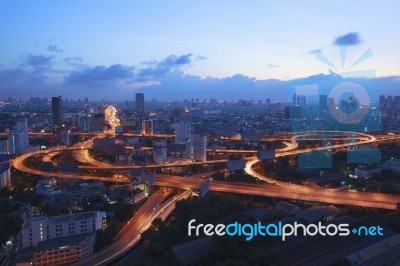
[1,1,400,100]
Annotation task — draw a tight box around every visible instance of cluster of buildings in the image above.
[15,211,106,265]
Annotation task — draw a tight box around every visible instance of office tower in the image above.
[135,93,144,113]
[386,96,393,110]
[52,96,62,126]
[189,134,207,162]
[175,120,191,142]
[14,119,29,148]
[394,96,400,111]
[153,146,167,164]
[296,95,301,106]
[300,95,306,107]
[84,97,89,104]
[266,98,271,105]
[379,95,386,110]
[0,155,11,188]
[292,94,297,106]
[319,95,328,110]
[0,137,9,154]
[141,120,153,135]
[8,119,29,154]
[328,97,335,110]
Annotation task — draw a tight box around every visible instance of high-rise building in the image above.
[292,94,297,106]
[319,95,328,110]
[153,146,167,164]
[0,137,9,154]
[296,95,301,106]
[386,96,393,110]
[52,96,62,126]
[8,119,29,154]
[15,119,29,147]
[0,154,11,188]
[394,96,400,111]
[379,95,386,110]
[327,97,335,110]
[300,95,307,107]
[188,134,207,162]
[141,120,153,135]
[135,93,144,113]
[175,120,191,142]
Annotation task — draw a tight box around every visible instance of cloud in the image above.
[172,53,192,64]
[266,64,279,68]
[23,54,53,67]
[334,32,361,46]
[64,64,134,86]
[140,60,158,65]
[137,53,193,81]
[0,67,52,97]
[63,56,83,62]
[47,45,63,53]
[308,49,322,54]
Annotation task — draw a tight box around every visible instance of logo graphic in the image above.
[286,45,382,168]
[188,219,383,241]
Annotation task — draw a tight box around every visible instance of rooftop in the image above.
[35,233,95,252]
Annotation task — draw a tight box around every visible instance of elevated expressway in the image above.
[12,130,400,265]
[11,131,400,210]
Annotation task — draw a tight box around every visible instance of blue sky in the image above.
[1,0,399,100]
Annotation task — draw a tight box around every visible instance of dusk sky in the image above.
[1,0,399,100]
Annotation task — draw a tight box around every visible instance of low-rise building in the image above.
[304,173,347,188]
[18,211,105,249]
[295,205,340,223]
[32,233,95,266]
[275,201,301,215]
[355,165,382,179]
[383,158,400,173]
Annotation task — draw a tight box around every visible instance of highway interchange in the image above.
[9,129,400,265]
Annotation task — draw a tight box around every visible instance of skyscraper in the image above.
[8,119,29,154]
[52,96,62,126]
[394,96,400,111]
[327,97,335,110]
[300,95,306,107]
[135,93,144,113]
[386,96,393,110]
[319,95,328,110]
[379,95,386,110]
